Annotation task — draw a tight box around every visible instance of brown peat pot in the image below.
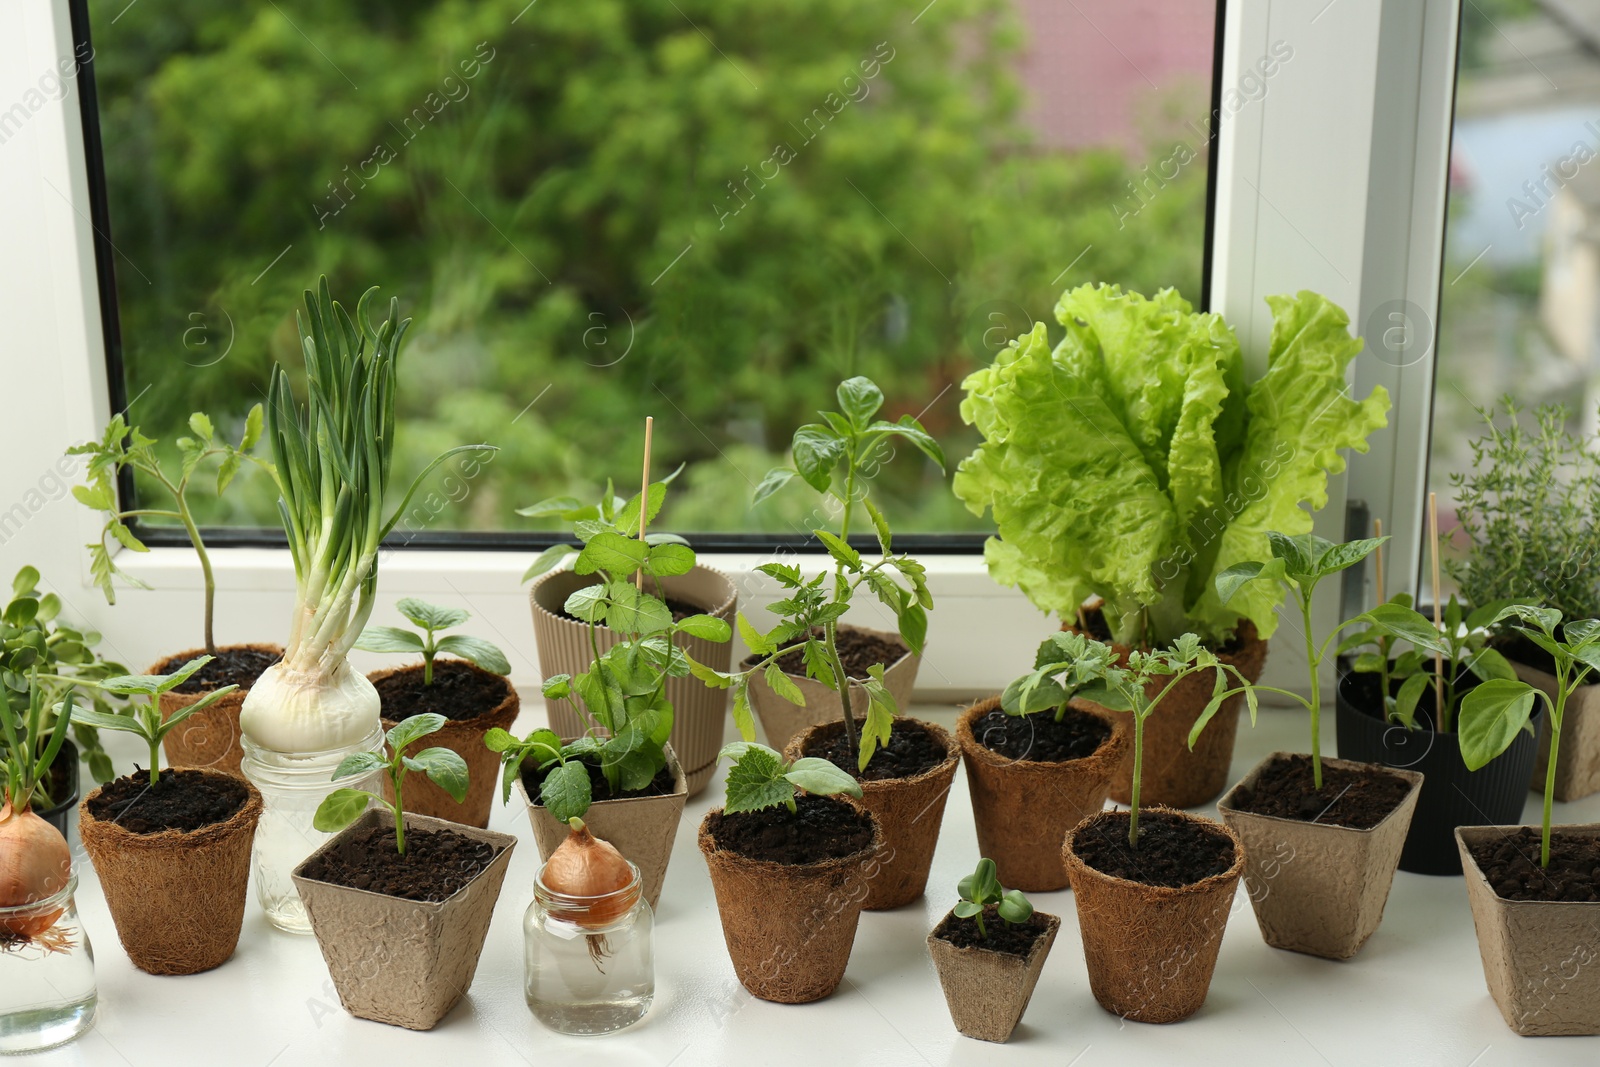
[784,716,959,910]
[517,743,687,909]
[1219,751,1422,960]
[956,697,1126,892]
[531,565,736,796]
[372,659,519,828]
[1455,824,1600,1036]
[1062,808,1243,1023]
[292,809,516,1031]
[152,643,282,776]
[927,909,1060,1043]
[1068,618,1267,809]
[1510,657,1600,802]
[78,769,262,975]
[747,622,921,753]
[698,798,884,1003]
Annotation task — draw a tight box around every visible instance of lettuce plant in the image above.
[954,284,1389,648]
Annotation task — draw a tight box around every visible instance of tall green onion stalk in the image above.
[239,278,493,753]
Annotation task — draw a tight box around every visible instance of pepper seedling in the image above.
[313,713,468,855]
[716,741,861,813]
[63,657,238,786]
[354,598,511,684]
[954,858,1032,939]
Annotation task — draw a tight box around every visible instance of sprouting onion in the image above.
[239,278,494,753]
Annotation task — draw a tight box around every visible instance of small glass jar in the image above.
[524,860,654,1035]
[0,871,96,1054]
[240,727,385,934]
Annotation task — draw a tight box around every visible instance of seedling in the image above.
[313,713,469,855]
[953,858,1032,939]
[354,598,511,684]
[1,679,75,813]
[1011,630,1254,845]
[1458,606,1600,868]
[69,406,263,654]
[64,657,238,786]
[715,741,861,813]
[517,463,689,583]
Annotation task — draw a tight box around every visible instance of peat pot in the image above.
[748,623,920,753]
[927,908,1060,1043]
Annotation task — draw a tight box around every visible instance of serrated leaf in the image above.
[724,744,795,813]
[109,520,147,553]
[605,582,673,636]
[216,452,242,494]
[737,613,774,656]
[814,529,861,571]
[864,497,892,555]
[764,662,806,706]
[564,584,609,622]
[540,760,594,823]
[732,677,756,741]
[576,531,649,578]
[645,542,695,578]
[188,412,214,441]
[72,484,112,512]
[897,602,927,657]
[241,403,264,451]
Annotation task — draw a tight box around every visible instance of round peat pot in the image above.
[956,698,1126,892]
[784,716,959,910]
[373,659,519,829]
[747,623,921,753]
[1336,666,1541,875]
[152,644,282,776]
[78,768,262,975]
[35,740,80,840]
[697,796,883,1003]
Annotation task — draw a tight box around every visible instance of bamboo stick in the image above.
[638,416,653,592]
[1429,493,1444,725]
[1374,517,1385,605]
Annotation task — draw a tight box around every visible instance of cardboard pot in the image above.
[1511,658,1600,802]
[1062,808,1243,1023]
[697,801,884,1003]
[292,809,516,1031]
[153,643,282,776]
[372,660,519,828]
[747,623,920,753]
[78,770,262,975]
[927,910,1060,1043]
[1218,752,1422,960]
[1456,825,1600,1036]
[956,698,1127,892]
[518,743,687,909]
[531,565,735,797]
[784,716,959,909]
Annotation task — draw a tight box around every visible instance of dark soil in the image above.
[932,906,1053,957]
[374,659,511,722]
[706,793,875,865]
[971,706,1111,763]
[86,769,248,834]
[1230,754,1412,828]
[299,823,498,902]
[1469,828,1600,903]
[1338,662,1483,730]
[523,758,676,806]
[1072,810,1236,888]
[559,594,706,625]
[750,627,908,681]
[164,646,279,694]
[801,718,949,782]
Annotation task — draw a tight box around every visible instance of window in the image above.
[81,0,1223,547]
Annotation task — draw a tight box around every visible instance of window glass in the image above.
[86,0,1219,538]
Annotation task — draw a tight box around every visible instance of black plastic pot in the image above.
[35,740,80,838]
[1335,664,1540,875]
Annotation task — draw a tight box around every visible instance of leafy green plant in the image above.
[1447,400,1600,625]
[1459,607,1600,867]
[68,405,263,653]
[517,465,687,583]
[1196,532,1387,790]
[1,679,75,813]
[954,285,1389,648]
[1010,630,1254,845]
[733,376,944,771]
[64,657,238,786]
[714,741,860,814]
[489,476,732,822]
[953,857,1033,939]
[354,598,510,684]
[1,566,128,785]
[313,713,469,855]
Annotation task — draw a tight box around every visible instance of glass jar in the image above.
[240,728,385,934]
[0,871,96,1054]
[524,860,654,1035]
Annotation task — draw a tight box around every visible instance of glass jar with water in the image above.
[524,859,654,1035]
[0,870,96,1054]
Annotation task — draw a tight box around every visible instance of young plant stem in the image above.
[1542,675,1566,869]
[831,457,862,758]
[1299,593,1324,791]
[147,733,161,787]
[974,910,987,938]
[393,765,407,855]
[1128,709,1145,848]
[423,630,435,686]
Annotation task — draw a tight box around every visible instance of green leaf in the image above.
[963,858,1002,904]
[764,662,806,705]
[1393,671,1428,729]
[523,543,578,581]
[858,665,897,770]
[11,566,40,596]
[406,746,470,803]
[676,614,731,642]
[108,520,147,554]
[836,376,884,429]
[72,484,112,512]
[484,727,518,753]
[814,530,862,571]
[1464,645,1517,684]
[863,497,893,556]
[1215,560,1275,606]
[540,759,593,823]
[866,416,947,471]
[753,467,798,506]
[953,900,983,919]
[353,626,426,654]
[1459,679,1538,771]
[216,452,242,495]
[385,713,446,753]
[645,542,696,578]
[188,412,214,441]
[576,531,649,578]
[97,655,212,697]
[541,674,572,701]
[731,677,756,741]
[332,751,385,780]
[737,612,775,656]
[784,756,863,798]
[396,598,470,631]
[515,496,589,519]
[241,403,264,451]
[615,481,668,537]
[897,602,928,657]
[724,744,796,813]
[997,888,1033,925]
[1314,536,1385,577]
[605,582,673,636]
[791,425,845,492]
[564,583,610,622]
[313,788,378,834]
[436,634,511,675]
[1358,603,1449,654]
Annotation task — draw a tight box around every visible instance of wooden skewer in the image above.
[1374,518,1385,605]
[637,416,653,592]
[1428,493,1444,723]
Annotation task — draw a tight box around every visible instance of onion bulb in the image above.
[541,818,636,927]
[0,800,71,938]
[240,659,381,754]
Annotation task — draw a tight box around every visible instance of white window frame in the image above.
[0,0,1458,697]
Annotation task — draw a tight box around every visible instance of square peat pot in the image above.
[292,809,516,1030]
[1456,825,1600,1036]
[1218,752,1422,960]
[926,910,1060,1043]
